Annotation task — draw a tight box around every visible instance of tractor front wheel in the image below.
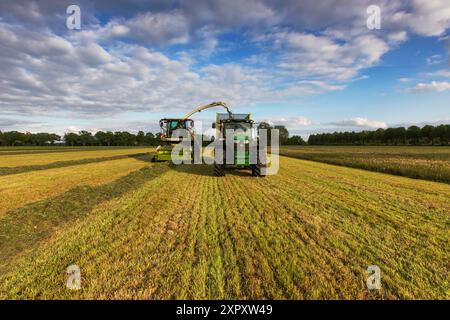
[252,165,266,177]
[214,164,225,177]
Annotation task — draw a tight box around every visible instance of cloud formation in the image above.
[1,0,449,133]
[327,118,388,129]
[408,81,450,92]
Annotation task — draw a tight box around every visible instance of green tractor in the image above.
[213,113,266,177]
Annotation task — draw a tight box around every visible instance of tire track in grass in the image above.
[219,174,287,299]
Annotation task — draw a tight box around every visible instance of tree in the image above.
[393,127,406,145]
[286,135,306,145]
[274,125,289,145]
[79,131,94,146]
[406,126,420,145]
[136,131,145,145]
[434,125,449,145]
[421,125,435,145]
[64,132,79,146]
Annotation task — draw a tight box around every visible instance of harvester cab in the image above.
[152,118,194,162]
[159,118,194,142]
[213,113,266,177]
[153,102,231,162]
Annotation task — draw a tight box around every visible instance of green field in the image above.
[281,146,450,183]
[0,147,448,299]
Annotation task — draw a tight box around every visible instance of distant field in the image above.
[0,148,448,299]
[280,146,450,183]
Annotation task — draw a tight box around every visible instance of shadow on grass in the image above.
[0,161,169,271]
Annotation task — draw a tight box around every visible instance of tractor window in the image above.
[224,122,251,132]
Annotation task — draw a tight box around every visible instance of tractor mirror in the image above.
[212,123,216,129]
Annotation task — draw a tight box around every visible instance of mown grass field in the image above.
[0,147,448,299]
[280,146,450,183]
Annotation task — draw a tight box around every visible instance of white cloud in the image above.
[426,54,443,65]
[408,81,450,92]
[425,69,450,78]
[399,0,450,36]
[387,31,408,43]
[266,116,311,128]
[272,31,389,80]
[328,118,388,129]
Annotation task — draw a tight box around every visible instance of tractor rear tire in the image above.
[214,164,225,177]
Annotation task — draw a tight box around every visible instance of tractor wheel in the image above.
[251,165,260,177]
[151,155,156,162]
[252,165,266,177]
[214,164,225,177]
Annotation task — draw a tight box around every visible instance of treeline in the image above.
[1,123,308,147]
[308,124,450,145]
[258,122,307,145]
[0,131,61,146]
[64,131,160,146]
[0,130,160,146]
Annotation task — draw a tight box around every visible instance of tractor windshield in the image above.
[224,122,251,132]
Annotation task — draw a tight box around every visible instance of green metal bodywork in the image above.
[216,113,254,168]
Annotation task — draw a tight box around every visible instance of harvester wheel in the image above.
[214,164,225,177]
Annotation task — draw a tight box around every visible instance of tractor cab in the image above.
[159,118,194,143]
[213,113,257,141]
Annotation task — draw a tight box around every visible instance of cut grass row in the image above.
[0,147,152,167]
[0,155,152,216]
[280,146,450,183]
[0,156,448,299]
[0,153,150,176]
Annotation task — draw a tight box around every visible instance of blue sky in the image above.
[0,0,449,137]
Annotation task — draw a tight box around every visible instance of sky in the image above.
[0,0,449,138]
